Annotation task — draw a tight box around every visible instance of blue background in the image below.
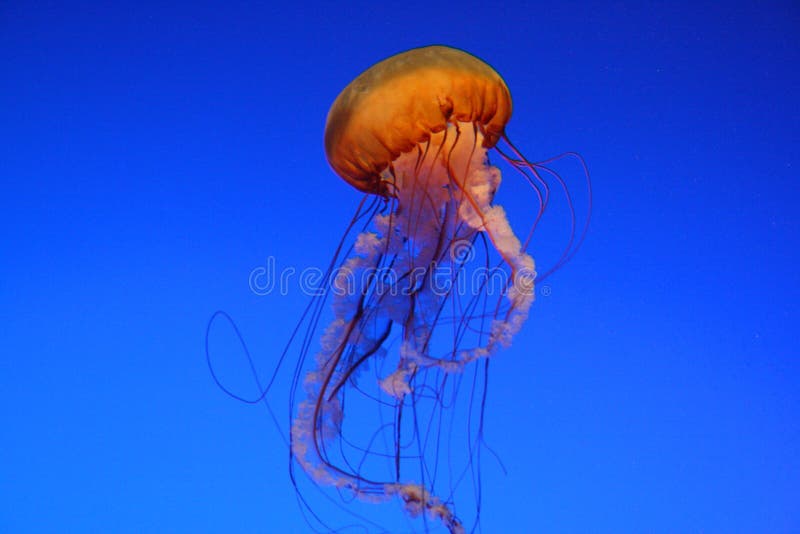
[2,1,798,532]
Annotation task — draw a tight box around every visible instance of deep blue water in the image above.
[2,2,798,532]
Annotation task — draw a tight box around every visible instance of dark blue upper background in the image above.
[2,1,798,532]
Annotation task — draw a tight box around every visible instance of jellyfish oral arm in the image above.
[291,122,534,533]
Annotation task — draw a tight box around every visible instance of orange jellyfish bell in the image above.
[324,45,513,196]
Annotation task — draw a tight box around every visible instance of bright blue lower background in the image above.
[2,1,798,532]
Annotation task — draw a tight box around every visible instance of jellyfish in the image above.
[203,44,587,532]
[279,45,590,533]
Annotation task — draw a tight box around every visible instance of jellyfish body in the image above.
[290,46,586,533]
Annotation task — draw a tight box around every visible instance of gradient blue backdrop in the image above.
[2,1,798,532]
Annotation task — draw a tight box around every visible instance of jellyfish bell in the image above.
[324,45,511,198]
